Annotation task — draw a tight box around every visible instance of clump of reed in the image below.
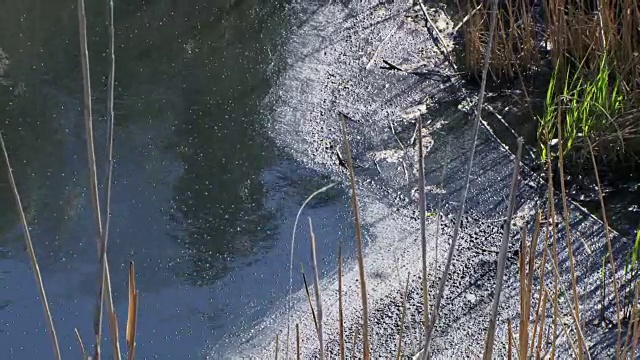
[1,0,139,359]
[456,0,640,166]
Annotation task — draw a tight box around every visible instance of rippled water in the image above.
[0,1,355,358]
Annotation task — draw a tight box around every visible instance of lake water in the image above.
[0,1,355,358]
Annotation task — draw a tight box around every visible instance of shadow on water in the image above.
[0,0,357,358]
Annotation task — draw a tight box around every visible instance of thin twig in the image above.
[422,0,500,356]
[0,133,61,360]
[483,138,523,359]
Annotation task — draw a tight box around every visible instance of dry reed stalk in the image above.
[76,0,121,357]
[308,218,324,359]
[587,137,622,355]
[126,261,138,360]
[0,133,61,360]
[338,242,345,360]
[301,267,318,333]
[296,323,300,360]
[507,319,514,360]
[339,112,370,358]
[75,328,87,359]
[286,182,337,357]
[417,114,429,340]
[396,272,411,360]
[631,284,640,358]
[483,138,523,359]
[422,0,499,357]
[555,105,586,358]
[543,140,561,358]
[274,333,279,360]
[535,288,549,358]
[530,211,549,357]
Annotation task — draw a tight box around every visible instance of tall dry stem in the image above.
[483,138,523,359]
[0,133,61,360]
[422,0,499,356]
[340,112,370,358]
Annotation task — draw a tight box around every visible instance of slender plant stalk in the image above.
[396,272,411,360]
[434,140,450,276]
[507,319,514,360]
[0,133,61,360]
[301,267,318,332]
[518,227,530,360]
[287,182,337,358]
[76,0,121,357]
[275,333,279,360]
[75,328,87,360]
[483,138,523,359]
[587,137,622,354]
[555,107,585,358]
[422,0,499,356]
[417,114,429,336]
[339,112,370,359]
[535,289,549,358]
[296,323,300,360]
[126,261,138,360]
[545,141,560,358]
[530,211,547,357]
[631,284,639,358]
[338,241,345,360]
[100,0,121,356]
[308,218,324,359]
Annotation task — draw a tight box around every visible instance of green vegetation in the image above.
[459,0,640,167]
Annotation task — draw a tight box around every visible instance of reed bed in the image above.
[457,0,640,166]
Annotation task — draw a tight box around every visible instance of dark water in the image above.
[0,1,353,358]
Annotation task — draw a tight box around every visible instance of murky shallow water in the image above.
[0,1,356,358]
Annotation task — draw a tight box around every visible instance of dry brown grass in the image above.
[459,0,640,90]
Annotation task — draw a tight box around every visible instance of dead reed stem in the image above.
[417,114,429,338]
[587,137,622,354]
[308,218,324,359]
[338,242,345,360]
[126,261,138,360]
[483,138,523,359]
[422,0,499,356]
[340,112,370,358]
[395,272,411,360]
[555,107,586,358]
[76,0,121,357]
[286,182,337,357]
[0,133,61,360]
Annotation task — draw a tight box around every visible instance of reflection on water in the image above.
[0,1,354,358]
